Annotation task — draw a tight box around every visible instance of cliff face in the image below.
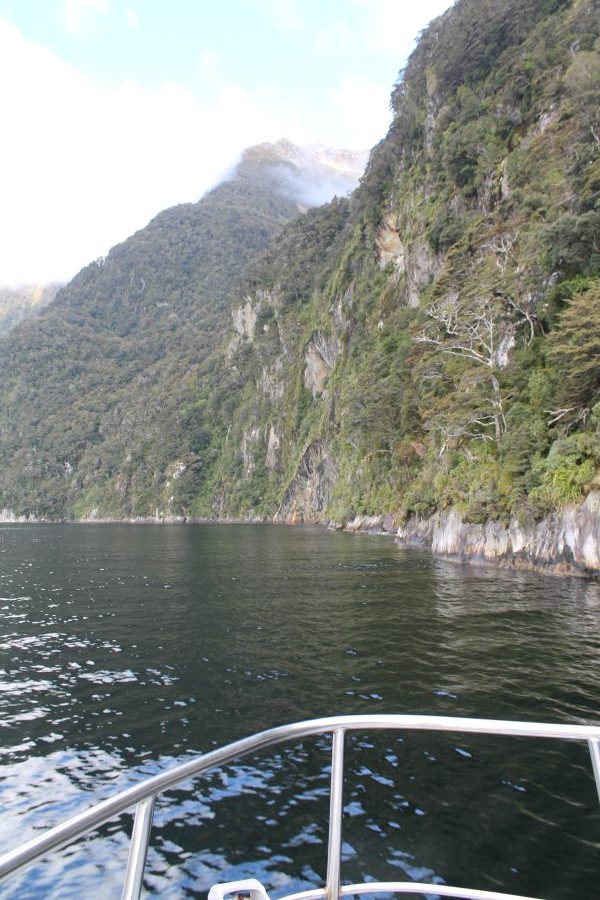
[194,0,600,573]
[396,492,600,576]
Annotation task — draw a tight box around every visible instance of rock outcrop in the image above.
[303,331,338,397]
[276,441,337,523]
[0,508,33,523]
[232,298,258,342]
[342,514,397,534]
[396,493,600,575]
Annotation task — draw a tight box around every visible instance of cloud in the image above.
[0,5,428,285]
[307,1,453,148]
[314,21,355,56]
[328,76,391,147]
[197,49,223,90]
[0,20,318,284]
[351,0,453,54]
[56,0,110,36]
[125,9,139,30]
[257,0,303,32]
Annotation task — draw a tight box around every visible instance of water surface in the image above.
[1,523,599,898]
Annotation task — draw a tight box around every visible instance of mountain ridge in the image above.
[0,138,366,518]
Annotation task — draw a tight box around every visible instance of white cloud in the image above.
[328,76,392,148]
[125,9,139,31]
[310,0,454,143]
[57,0,110,36]
[0,20,318,285]
[197,49,223,90]
[0,9,417,286]
[352,0,453,54]
[314,21,355,56]
[258,0,303,32]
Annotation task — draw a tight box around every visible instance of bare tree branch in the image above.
[483,230,519,273]
[547,406,589,427]
[415,293,516,444]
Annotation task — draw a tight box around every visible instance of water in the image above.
[0,523,599,899]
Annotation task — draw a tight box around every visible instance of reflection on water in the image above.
[0,523,599,898]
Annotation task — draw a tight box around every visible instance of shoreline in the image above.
[2,498,600,579]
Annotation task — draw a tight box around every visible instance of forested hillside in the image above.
[196,0,600,529]
[1,0,599,548]
[0,144,364,518]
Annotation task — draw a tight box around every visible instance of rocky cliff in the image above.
[342,493,600,577]
[395,492,600,576]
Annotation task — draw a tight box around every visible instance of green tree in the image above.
[547,282,600,422]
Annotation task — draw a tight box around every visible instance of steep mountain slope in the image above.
[195,0,600,537]
[0,283,61,336]
[2,0,599,551]
[0,143,365,518]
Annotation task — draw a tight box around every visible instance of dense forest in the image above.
[1,0,599,545]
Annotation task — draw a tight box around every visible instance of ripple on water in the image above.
[0,523,599,899]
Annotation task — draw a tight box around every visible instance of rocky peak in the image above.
[239,139,369,207]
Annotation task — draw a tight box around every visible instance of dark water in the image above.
[1,523,599,899]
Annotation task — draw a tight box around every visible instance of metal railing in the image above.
[1,714,599,900]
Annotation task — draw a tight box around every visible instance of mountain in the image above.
[0,140,365,518]
[1,0,600,575]
[191,0,600,535]
[0,283,61,336]
[244,140,369,207]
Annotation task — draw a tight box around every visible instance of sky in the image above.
[0,0,453,286]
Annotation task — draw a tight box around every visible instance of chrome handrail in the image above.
[1,715,599,900]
